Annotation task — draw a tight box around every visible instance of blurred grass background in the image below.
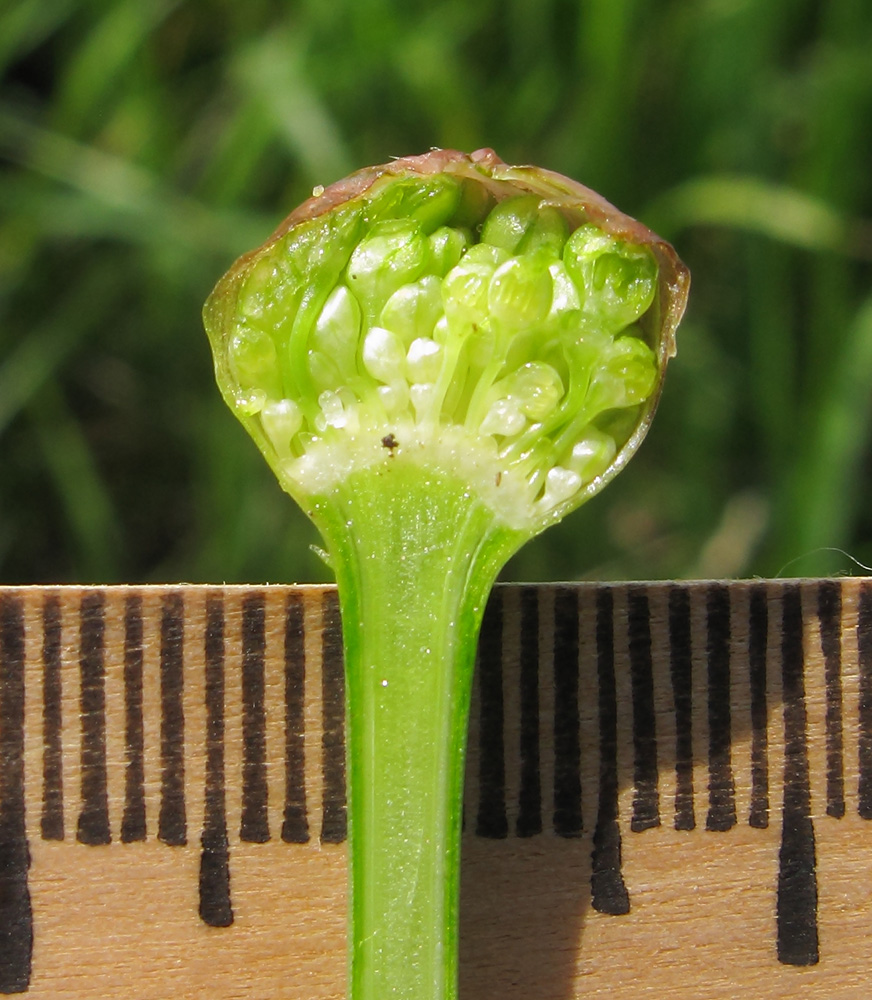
[1,0,871,585]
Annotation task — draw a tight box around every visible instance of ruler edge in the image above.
[1,577,871,994]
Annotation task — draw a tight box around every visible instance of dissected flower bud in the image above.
[205,147,689,532]
[203,148,690,1000]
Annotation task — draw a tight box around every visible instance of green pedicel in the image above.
[204,148,689,1000]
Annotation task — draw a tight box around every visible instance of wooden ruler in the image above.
[0,580,871,999]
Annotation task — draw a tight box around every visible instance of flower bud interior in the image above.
[211,172,663,533]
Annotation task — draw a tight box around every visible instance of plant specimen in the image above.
[203,148,689,1000]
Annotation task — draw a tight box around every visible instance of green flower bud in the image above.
[563,222,658,331]
[316,386,359,433]
[460,243,511,268]
[380,276,443,346]
[428,226,471,275]
[229,325,282,400]
[539,465,583,511]
[261,398,304,457]
[481,195,570,258]
[312,285,362,378]
[362,326,407,384]
[588,335,658,412]
[384,176,462,234]
[502,361,564,421]
[479,397,526,437]
[566,427,617,483]
[347,218,431,322]
[441,259,494,331]
[406,337,443,384]
[547,260,582,316]
[487,256,553,332]
[237,257,277,320]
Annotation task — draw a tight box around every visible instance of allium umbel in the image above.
[204,149,689,1000]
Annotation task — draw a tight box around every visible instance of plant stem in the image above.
[313,460,521,1000]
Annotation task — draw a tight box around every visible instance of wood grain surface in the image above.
[1,580,871,999]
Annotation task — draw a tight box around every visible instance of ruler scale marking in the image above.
[40,595,63,843]
[0,594,32,994]
[240,592,269,844]
[76,592,110,846]
[627,586,660,832]
[855,581,872,819]
[705,583,737,832]
[158,591,186,847]
[281,593,309,844]
[320,590,346,844]
[590,586,630,915]
[199,594,233,928]
[776,583,819,967]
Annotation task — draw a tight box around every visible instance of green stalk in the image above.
[203,149,689,1000]
[315,464,520,999]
